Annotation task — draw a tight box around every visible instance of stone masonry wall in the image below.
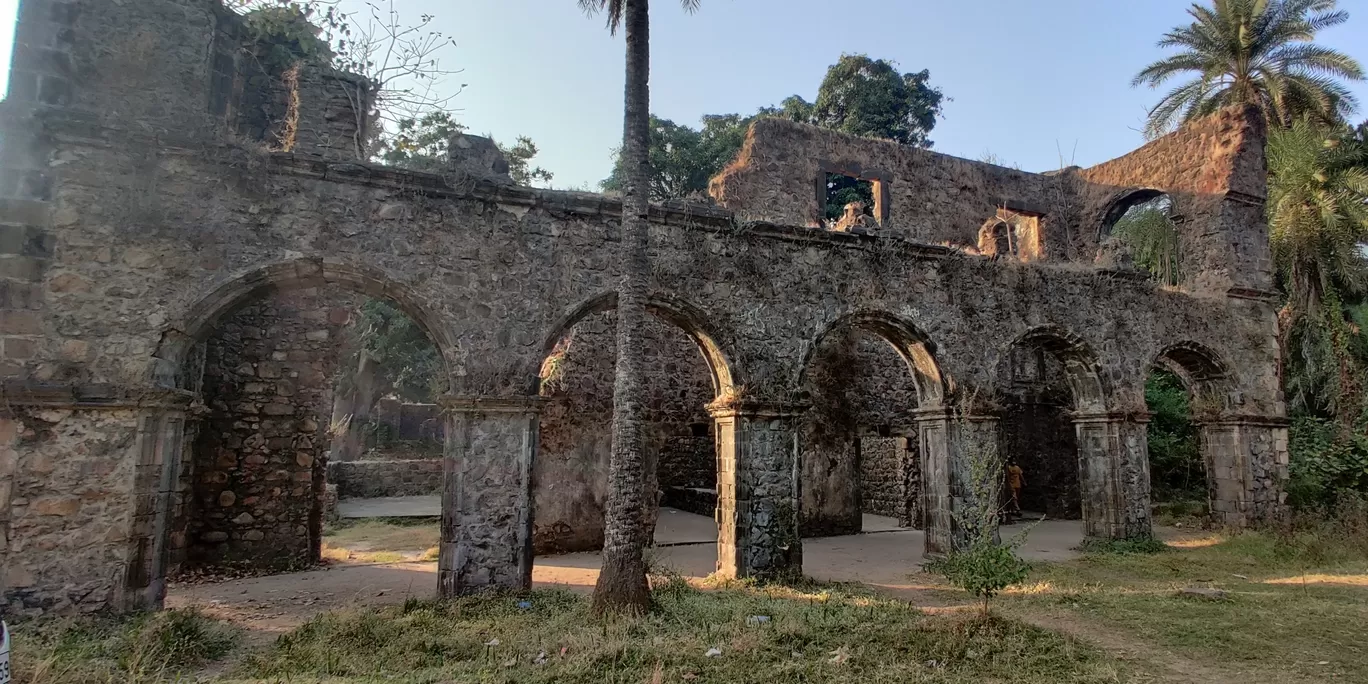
[535,310,716,554]
[328,458,442,499]
[0,0,1286,612]
[801,328,921,536]
[182,288,354,571]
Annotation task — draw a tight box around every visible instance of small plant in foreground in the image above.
[927,408,1032,617]
[927,541,1032,617]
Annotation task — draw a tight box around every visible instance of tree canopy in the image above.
[1133,0,1364,137]
[602,54,944,200]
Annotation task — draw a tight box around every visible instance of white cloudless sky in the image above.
[1,0,1366,188]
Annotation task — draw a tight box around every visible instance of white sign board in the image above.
[0,620,10,684]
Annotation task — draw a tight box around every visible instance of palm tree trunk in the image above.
[592,0,654,614]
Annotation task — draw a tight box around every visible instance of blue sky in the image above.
[3,0,1367,188]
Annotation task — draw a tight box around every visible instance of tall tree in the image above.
[1268,118,1368,422]
[802,54,944,148]
[1133,0,1364,138]
[579,0,699,615]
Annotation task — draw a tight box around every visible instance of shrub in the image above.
[926,542,1031,617]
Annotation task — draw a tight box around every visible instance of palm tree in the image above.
[578,0,699,614]
[1268,117,1368,421]
[1134,0,1364,138]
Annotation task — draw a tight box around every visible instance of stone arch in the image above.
[796,310,948,407]
[536,291,737,399]
[1004,325,1107,413]
[1152,341,1231,411]
[150,258,458,389]
[1099,188,1174,238]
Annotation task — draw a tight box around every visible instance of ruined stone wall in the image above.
[1076,105,1271,294]
[0,0,1287,612]
[711,119,1072,255]
[328,458,443,499]
[182,289,354,571]
[535,310,715,554]
[800,329,921,535]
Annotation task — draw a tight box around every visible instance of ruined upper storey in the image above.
[709,108,1272,295]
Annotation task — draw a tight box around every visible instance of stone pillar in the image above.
[438,397,542,597]
[915,408,954,555]
[120,397,195,612]
[1200,418,1288,527]
[1074,413,1152,540]
[0,386,193,616]
[918,410,1003,555]
[711,402,803,580]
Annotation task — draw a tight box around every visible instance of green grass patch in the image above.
[1076,537,1169,555]
[241,584,1130,683]
[1009,530,1368,681]
[13,608,240,683]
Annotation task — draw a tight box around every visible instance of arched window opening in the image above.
[1103,191,1181,286]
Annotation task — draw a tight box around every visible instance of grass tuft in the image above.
[239,586,1123,683]
[14,608,240,684]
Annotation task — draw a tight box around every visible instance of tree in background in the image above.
[378,111,553,185]
[1269,118,1368,424]
[1144,370,1205,503]
[602,54,943,200]
[790,54,944,148]
[1111,196,1182,287]
[579,0,702,615]
[1133,0,1364,138]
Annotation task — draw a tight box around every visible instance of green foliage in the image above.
[1288,414,1368,504]
[377,111,465,172]
[375,111,553,185]
[601,55,943,199]
[14,609,239,682]
[1112,197,1182,286]
[1269,118,1368,422]
[602,113,755,200]
[356,299,443,403]
[926,543,1032,617]
[1077,536,1169,555]
[242,587,1119,682]
[823,174,874,221]
[239,3,341,76]
[502,136,555,186]
[806,54,945,148]
[1144,370,1205,501]
[1133,0,1365,137]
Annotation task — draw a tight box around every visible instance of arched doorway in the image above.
[1150,342,1231,525]
[533,293,734,579]
[997,327,1136,539]
[154,260,452,584]
[795,311,947,566]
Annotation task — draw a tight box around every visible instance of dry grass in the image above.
[321,518,440,564]
[12,609,240,684]
[233,582,1133,683]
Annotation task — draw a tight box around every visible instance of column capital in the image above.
[1072,410,1151,425]
[707,399,808,419]
[439,395,547,415]
[1194,414,1290,428]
